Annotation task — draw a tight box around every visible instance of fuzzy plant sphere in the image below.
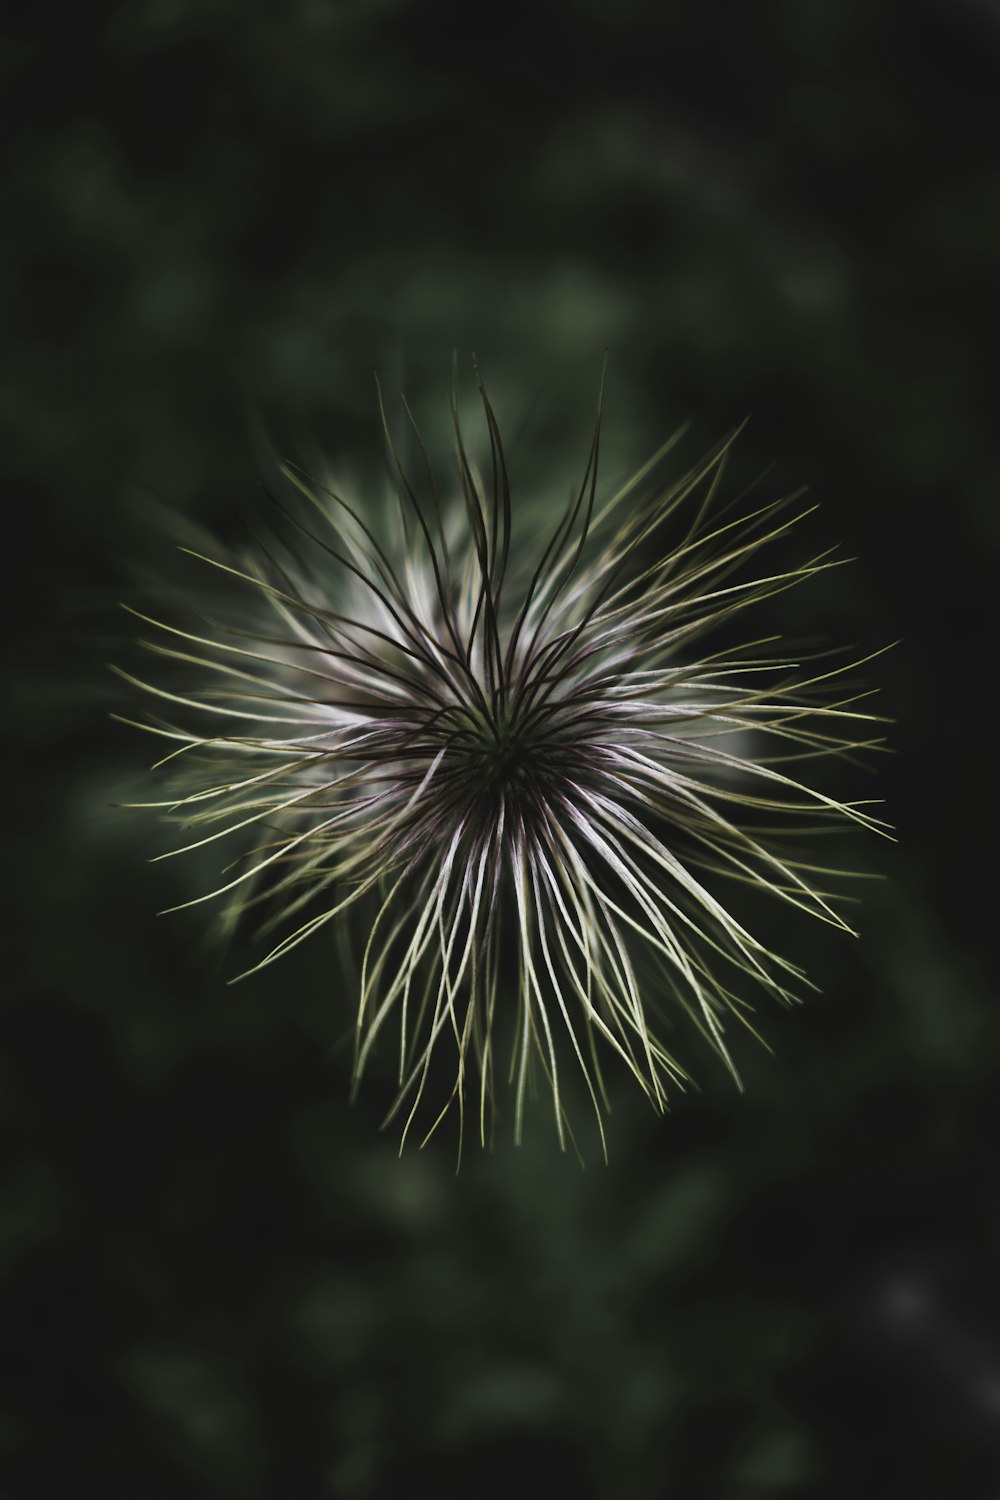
[121,368,887,1157]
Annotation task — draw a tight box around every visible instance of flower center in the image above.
[460,714,562,826]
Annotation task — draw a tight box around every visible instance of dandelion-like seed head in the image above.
[121,364,888,1158]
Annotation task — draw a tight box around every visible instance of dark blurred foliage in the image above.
[2,1,999,1496]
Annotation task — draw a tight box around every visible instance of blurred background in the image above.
[3,1,999,1495]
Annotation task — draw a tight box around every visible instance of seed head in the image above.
[120,366,887,1157]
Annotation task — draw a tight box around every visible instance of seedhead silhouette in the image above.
[120,366,888,1157]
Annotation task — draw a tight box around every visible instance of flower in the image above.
[120,365,887,1156]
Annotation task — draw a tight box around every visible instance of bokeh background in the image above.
[4,2,999,1496]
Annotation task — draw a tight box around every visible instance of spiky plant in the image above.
[120,367,887,1157]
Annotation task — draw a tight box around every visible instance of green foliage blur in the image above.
[4,2,999,1496]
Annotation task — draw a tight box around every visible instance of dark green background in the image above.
[4,2,999,1496]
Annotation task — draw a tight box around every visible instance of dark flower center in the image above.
[459,712,571,827]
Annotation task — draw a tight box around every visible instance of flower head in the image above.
[122,367,887,1156]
